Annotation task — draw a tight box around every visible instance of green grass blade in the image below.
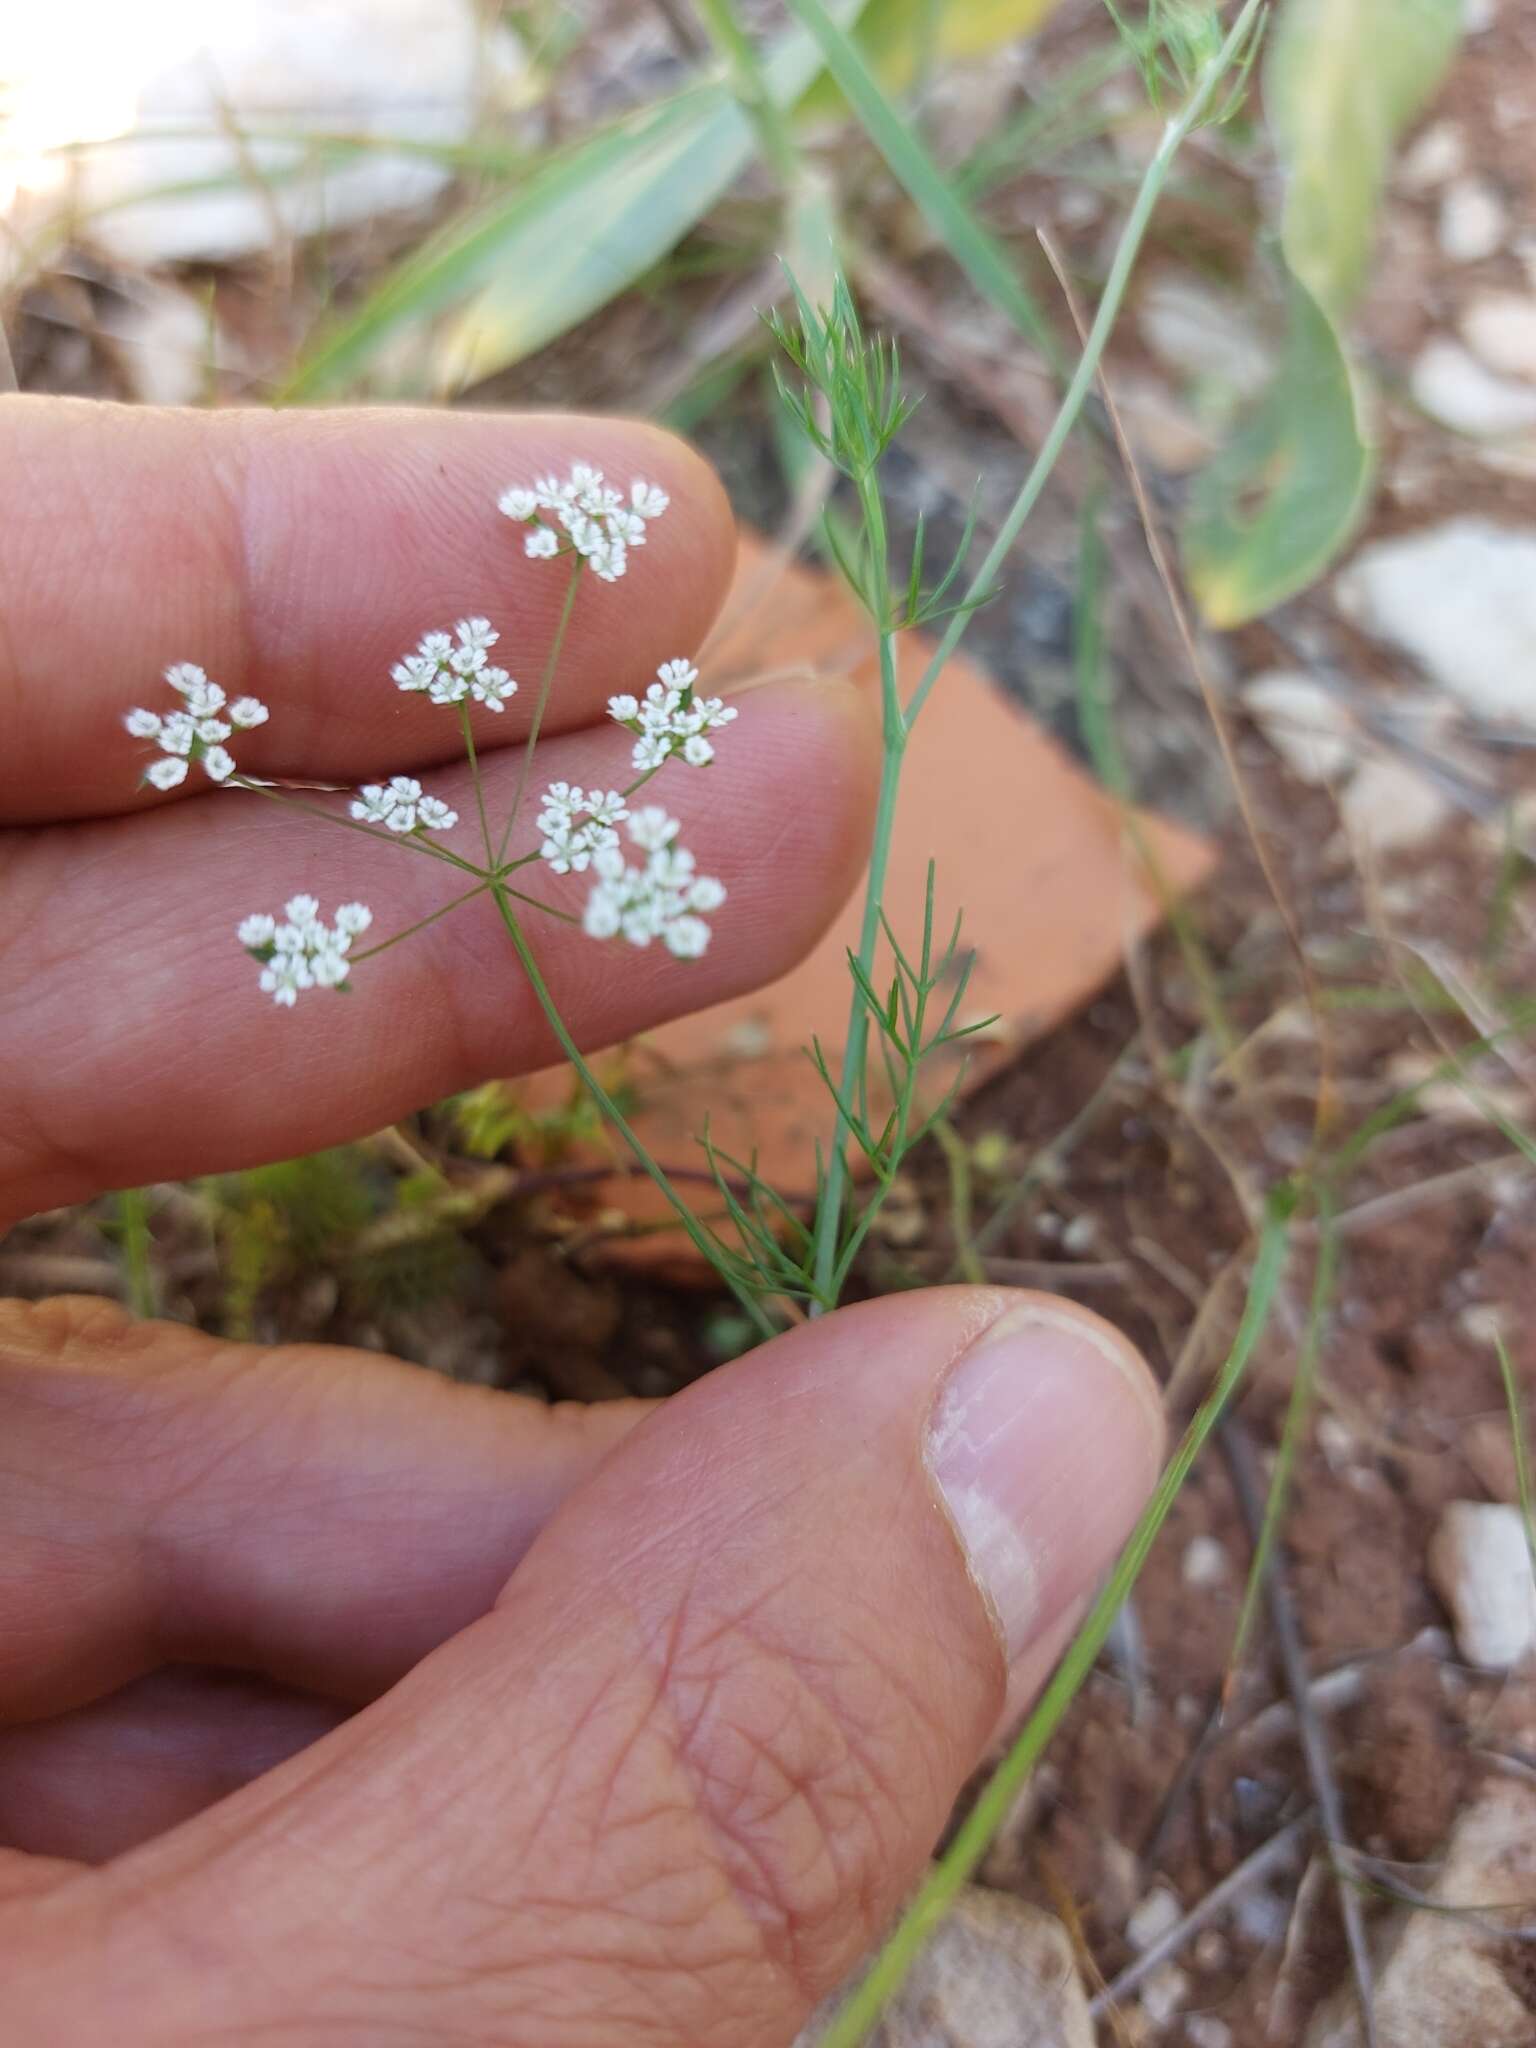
[782,0,1058,357]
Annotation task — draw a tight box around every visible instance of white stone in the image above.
[1127,1884,1183,1952]
[797,1886,1094,2048]
[1306,1779,1536,2047]
[1429,1502,1536,1669]
[1398,120,1467,193]
[1339,758,1452,855]
[1139,1964,1190,2028]
[1138,277,1273,401]
[1411,339,1536,436]
[98,279,223,406]
[1439,178,1508,264]
[1185,2021,1233,2048]
[1334,519,1536,729]
[1461,292,1536,381]
[1181,1536,1230,1589]
[1242,671,1357,785]
[5,1,524,267]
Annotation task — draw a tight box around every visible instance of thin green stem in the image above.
[694,0,801,185]
[232,779,483,877]
[490,883,777,1340]
[458,703,497,870]
[817,1188,1295,2048]
[497,559,584,865]
[809,472,904,1307]
[113,1187,157,1319]
[348,878,498,963]
[903,0,1267,730]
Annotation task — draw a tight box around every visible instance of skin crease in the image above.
[0,399,1162,2048]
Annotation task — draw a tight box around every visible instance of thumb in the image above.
[18,1287,1163,2046]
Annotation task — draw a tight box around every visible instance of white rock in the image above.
[1139,277,1273,401]
[1429,1502,1536,1669]
[797,1886,1094,2048]
[1185,2020,1233,2048]
[98,279,221,407]
[1305,1778,1536,2047]
[1398,120,1467,193]
[1339,758,1452,854]
[1462,292,1536,381]
[7,0,523,267]
[1139,1963,1190,2028]
[1128,1884,1183,1952]
[1242,671,1357,785]
[1439,178,1508,264]
[1334,519,1536,729]
[1232,1885,1291,1948]
[1411,339,1536,436]
[1181,1536,1230,1589]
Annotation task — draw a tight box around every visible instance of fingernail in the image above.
[926,1303,1164,1663]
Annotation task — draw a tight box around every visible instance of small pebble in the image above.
[1185,2019,1234,2048]
[1440,177,1508,263]
[1399,119,1466,192]
[1428,1501,1536,1669]
[1182,1535,1230,1589]
[1140,1964,1190,2028]
[1127,1884,1183,1952]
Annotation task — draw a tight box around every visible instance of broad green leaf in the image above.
[1267,0,1462,319]
[1183,274,1374,628]
[282,1,865,400]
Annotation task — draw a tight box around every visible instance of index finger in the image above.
[0,397,735,824]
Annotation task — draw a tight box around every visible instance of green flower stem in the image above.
[809,472,904,1308]
[497,556,584,865]
[903,0,1268,731]
[231,779,484,877]
[816,1187,1295,2048]
[458,703,497,870]
[348,877,498,963]
[490,882,777,1341]
[694,0,801,186]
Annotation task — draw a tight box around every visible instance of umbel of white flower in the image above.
[498,463,670,584]
[581,808,726,958]
[238,898,373,1008]
[351,776,459,836]
[125,663,269,789]
[607,660,738,771]
[392,618,518,710]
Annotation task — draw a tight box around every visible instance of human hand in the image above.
[0,398,1163,2045]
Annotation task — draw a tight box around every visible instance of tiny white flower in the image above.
[196,718,232,745]
[392,655,433,692]
[656,659,699,692]
[583,890,623,940]
[202,745,236,783]
[470,665,518,711]
[632,732,671,772]
[164,662,209,698]
[628,806,679,853]
[631,480,670,520]
[229,697,269,729]
[158,712,196,756]
[310,947,351,988]
[682,735,714,767]
[238,913,277,949]
[525,527,560,560]
[688,875,726,913]
[145,756,188,790]
[498,486,540,521]
[584,789,629,828]
[608,508,647,546]
[182,678,226,719]
[607,693,640,725]
[285,894,322,927]
[334,902,373,937]
[259,955,313,1007]
[664,915,711,959]
[125,708,162,739]
[427,671,469,706]
[457,616,498,654]
[351,784,395,824]
[416,796,458,832]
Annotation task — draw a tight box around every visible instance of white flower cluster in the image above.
[581,807,725,958]
[392,618,517,711]
[350,777,459,835]
[125,664,269,791]
[607,660,737,771]
[536,782,630,875]
[238,896,373,1008]
[498,463,670,583]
